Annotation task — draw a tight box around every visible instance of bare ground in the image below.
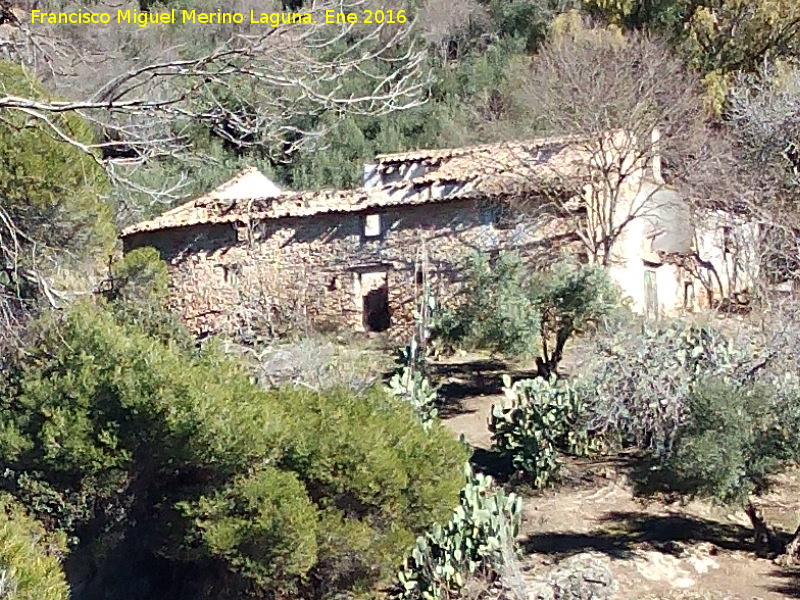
[433,353,800,600]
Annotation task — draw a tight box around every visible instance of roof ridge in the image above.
[374,134,587,163]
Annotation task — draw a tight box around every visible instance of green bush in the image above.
[438,252,619,375]
[581,320,758,457]
[277,383,468,546]
[105,248,192,346]
[581,316,800,555]
[0,61,113,323]
[0,301,468,599]
[490,376,592,487]
[181,467,319,595]
[437,252,543,358]
[654,378,777,506]
[0,61,113,258]
[109,247,169,305]
[639,374,800,555]
[0,495,69,600]
[532,261,621,374]
[487,0,563,51]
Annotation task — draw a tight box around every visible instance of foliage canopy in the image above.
[0,301,467,599]
[0,61,113,256]
[438,252,619,375]
[0,496,69,600]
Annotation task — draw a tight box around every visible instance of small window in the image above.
[364,214,382,238]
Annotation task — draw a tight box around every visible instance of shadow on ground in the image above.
[521,511,756,561]
[434,359,507,418]
[767,567,800,598]
[469,447,512,480]
[433,357,539,418]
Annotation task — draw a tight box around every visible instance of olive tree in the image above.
[437,252,619,377]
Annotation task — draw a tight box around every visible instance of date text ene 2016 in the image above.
[325,9,407,24]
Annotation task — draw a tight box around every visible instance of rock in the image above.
[527,552,616,600]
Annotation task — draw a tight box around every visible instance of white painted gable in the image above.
[210,167,282,200]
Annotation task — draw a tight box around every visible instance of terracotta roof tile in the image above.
[373,134,585,164]
[121,184,498,237]
[389,141,589,190]
[121,135,607,238]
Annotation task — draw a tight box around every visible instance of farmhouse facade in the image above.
[121,134,755,339]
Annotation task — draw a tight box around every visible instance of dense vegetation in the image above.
[0,300,467,599]
[0,496,69,600]
[437,252,619,376]
[3,0,800,597]
[486,315,800,559]
[10,0,799,218]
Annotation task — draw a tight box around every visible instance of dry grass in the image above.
[226,334,393,392]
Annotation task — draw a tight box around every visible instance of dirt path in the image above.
[435,354,800,600]
[518,464,799,600]
[434,352,521,449]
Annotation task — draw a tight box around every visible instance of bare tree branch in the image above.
[1,0,429,222]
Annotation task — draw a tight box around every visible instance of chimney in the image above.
[651,127,664,184]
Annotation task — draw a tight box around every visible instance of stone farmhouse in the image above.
[120,133,755,339]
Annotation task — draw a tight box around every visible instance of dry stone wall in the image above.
[124,199,578,340]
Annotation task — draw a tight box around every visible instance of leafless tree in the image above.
[515,21,713,267]
[1,0,427,216]
[719,62,800,304]
[416,0,489,61]
[0,202,69,348]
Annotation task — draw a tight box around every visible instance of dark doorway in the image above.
[363,285,390,332]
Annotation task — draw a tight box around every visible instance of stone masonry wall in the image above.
[123,198,578,340]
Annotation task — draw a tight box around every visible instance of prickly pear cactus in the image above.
[387,337,439,429]
[395,465,522,600]
[490,375,592,488]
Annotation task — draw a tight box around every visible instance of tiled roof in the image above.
[379,137,590,192]
[121,167,282,236]
[121,135,600,237]
[374,134,585,164]
[120,183,504,237]
[122,189,365,236]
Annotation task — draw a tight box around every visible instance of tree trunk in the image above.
[745,501,779,557]
[546,326,571,375]
[535,357,551,380]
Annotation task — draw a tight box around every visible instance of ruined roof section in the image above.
[121,188,370,236]
[206,166,282,200]
[374,134,585,164]
[375,134,594,195]
[121,182,493,237]
[121,136,599,237]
